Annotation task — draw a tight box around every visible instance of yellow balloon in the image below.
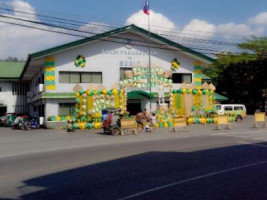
[86,90,90,96]
[182,88,187,94]
[112,90,118,95]
[187,118,193,124]
[66,115,71,121]
[155,123,159,128]
[201,118,206,124]
[56,116,61,122]
[102,89,107,95]
[164,122,168,128]
[214,118,218,124]
[80,122,86,130]
[94,123,101,129]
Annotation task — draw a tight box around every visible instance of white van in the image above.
[215,104,247,121]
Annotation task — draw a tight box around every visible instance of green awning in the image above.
[214,92,228,101]
[127,91,154,99]
[42,93,76,99]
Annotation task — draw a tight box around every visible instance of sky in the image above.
[0,0,266,59]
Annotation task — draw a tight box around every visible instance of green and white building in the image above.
[0,24,228,124]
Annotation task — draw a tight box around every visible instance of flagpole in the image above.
[148,4,152,114]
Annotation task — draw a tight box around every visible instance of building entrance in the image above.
[0,106,7,116]
[127,100,141,115]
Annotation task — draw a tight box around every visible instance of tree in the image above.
[203,36,267,113]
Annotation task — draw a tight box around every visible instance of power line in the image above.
[0,14,237,54]
[0,6,241,47]
[0,17,256,59]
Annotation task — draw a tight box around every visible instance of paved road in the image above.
[0,119,267,200]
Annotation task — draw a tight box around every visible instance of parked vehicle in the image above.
[0,115,8,126]
[3,113,17,127]
[216,104,247,121]
[29,118,39,129]
[102,108,121,135]
[12,116,29,130]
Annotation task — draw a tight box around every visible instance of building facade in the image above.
[2,25,222,124]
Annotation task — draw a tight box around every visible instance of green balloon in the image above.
[90,91,94,96]
[192,89,198,95]
[73,123,79,129]
[74,108,79,113]
[61,116,66,121]
[86,123,93,129]
[75,98,80,103]
[79,90,84,95]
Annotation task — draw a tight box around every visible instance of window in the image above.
[120,68,132,81]
[234,106,244,111]
[81,73,91,83]
[172,73,192,84]
[0,87,1,92]
[70,72,80,83]
[59,103,75,116]
[224,106,233,111]
[59,72,69,83]
[59,72,102,83]
[216,105,221,110]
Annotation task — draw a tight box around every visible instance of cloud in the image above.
[10,0,37,20]
[216,23,264,38]
[248,12,267,26]
[179,19,216,39]
[0,0,76,60]
[126,10,177,34]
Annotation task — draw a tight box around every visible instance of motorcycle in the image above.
[102,108,121,136]
[30,118,39,129]
[12,116,28,130]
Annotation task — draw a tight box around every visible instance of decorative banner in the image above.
[45,56,56,91]
[194,61,202,89]
[171,58,180,71]
[120,66,173,88]
[75,55,86,68]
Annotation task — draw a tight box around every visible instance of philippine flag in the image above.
[143,0,149,15]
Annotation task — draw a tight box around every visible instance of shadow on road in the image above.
[1,141,267,200]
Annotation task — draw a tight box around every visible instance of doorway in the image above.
[0,106,7,116]
[127,99,141,115]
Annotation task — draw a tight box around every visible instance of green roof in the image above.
[29,24,214,62]
[214,92,228,101]
[22,24,215,79]
[0,61,25,79]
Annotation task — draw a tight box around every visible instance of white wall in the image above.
[49,32,196,94]
[0,81,16,113]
